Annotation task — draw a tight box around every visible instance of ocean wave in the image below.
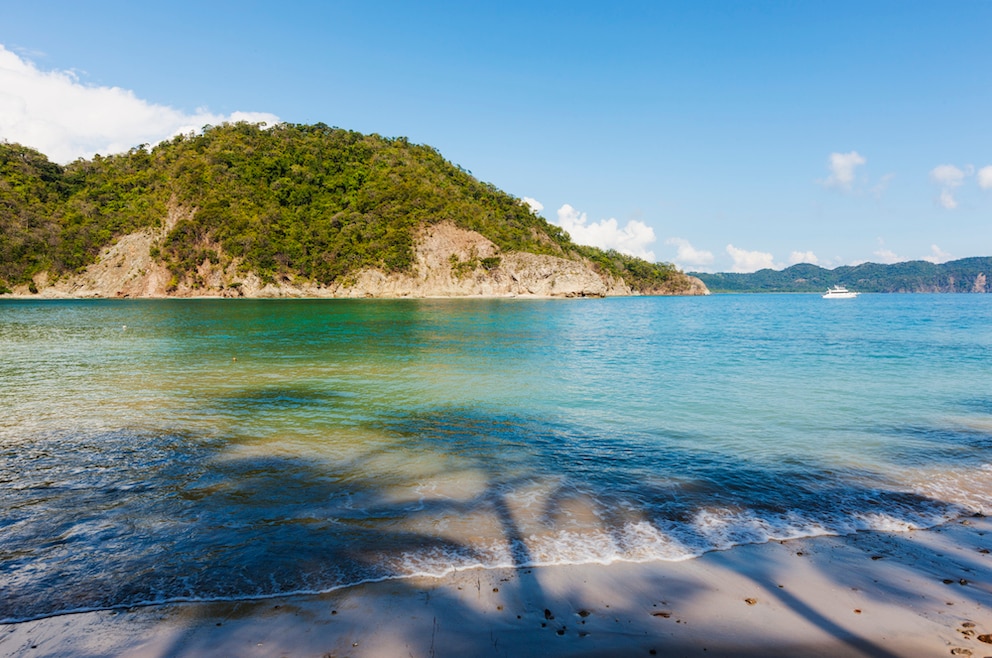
[1,497,973,625]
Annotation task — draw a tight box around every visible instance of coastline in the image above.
[3,517,989,658]
[0,223,709,300]
[0,288,705,301]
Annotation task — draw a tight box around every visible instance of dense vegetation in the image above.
[1,122,684,294]
[577,246,688,292]
[693,258,992,293]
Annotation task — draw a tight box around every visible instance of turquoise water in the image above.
[1,295,990,622]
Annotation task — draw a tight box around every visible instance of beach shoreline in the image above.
[3,517,990,658]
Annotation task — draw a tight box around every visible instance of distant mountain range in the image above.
[692,258,992,293]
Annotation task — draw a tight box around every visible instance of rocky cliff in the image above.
[20,221,708,299]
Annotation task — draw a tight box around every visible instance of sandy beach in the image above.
[2,516,989,658]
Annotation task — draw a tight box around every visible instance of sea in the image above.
[1,294,990,623]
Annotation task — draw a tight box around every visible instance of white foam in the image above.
[6,504,980,627]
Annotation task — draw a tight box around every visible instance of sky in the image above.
[1,1,990,273]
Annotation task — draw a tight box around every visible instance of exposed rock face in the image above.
[22,221,707,299]
[34,230,172,298]
[357,222,632,298]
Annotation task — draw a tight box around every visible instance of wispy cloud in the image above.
[869,241,954,265]
[725,244,777,273]
[870,238,904,265]
[0,44,279,163]
[977,166,992,190]
[821,151,866,190]
[873,248,902,264]
[870,172,895,198]
[553,204,657,261]
[789,251,819,265]
[923,244,952,264]
[929,164,973,209]
[664,237,714,269]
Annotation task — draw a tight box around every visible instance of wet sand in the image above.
[3,517,990,657]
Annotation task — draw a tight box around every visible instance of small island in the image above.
[0,123,707,299]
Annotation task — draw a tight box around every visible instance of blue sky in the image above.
[2,1,990,272]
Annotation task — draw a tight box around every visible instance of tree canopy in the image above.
[1,123,683,293]
[692,258,992,293]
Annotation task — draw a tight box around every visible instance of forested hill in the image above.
[0,122,695,295]
[693,258,992,293]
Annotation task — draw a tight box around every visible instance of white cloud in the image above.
[923,244,952,264]
[789,251,819,265]
[871,238,904,265]
[871,244,951,265]
[977,166,992,190]
[665,237,714,268]
[873,248,902,264]
[870,172,895,198]
[522,197,544,214]
[553,204,657,261]
[930,164,968,186]
[0,44,279,163]
[929,164,972,209]
[725,244,777,273]
[822,151,866,190]
[937,189,958,210]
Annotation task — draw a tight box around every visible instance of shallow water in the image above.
[1,295,990,622]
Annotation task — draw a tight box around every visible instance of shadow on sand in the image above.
[2,401,991,657]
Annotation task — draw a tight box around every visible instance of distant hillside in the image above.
[692,258,992,293]
[1,123,704,297]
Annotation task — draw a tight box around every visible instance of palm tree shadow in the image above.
[10,400,990,656]
[210,407,991,655]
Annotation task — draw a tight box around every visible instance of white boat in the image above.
[822,285,858,299]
